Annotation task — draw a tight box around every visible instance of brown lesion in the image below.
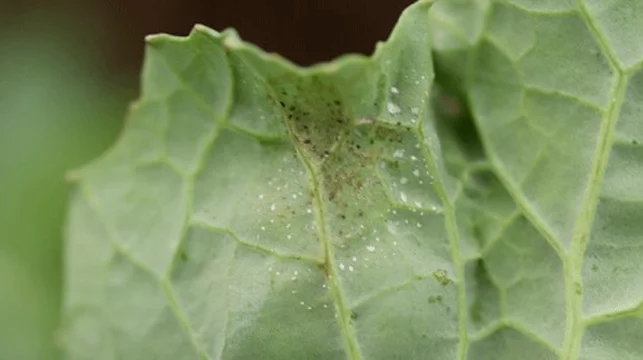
[316,260,330,278]
[269,75,349,163]
[269,73,412,255]
[268,75,373,206]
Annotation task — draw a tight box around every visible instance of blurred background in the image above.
[0,0,413,359]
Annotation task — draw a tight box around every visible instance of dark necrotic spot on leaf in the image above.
[428,295,443,304]
[433,269,451,286]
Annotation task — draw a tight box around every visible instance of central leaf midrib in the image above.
[285,120,364,360]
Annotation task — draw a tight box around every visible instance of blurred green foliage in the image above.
[0,11,128,360]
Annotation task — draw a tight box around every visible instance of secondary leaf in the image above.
[431,0,643,359]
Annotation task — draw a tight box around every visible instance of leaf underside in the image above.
[63,0,643,359]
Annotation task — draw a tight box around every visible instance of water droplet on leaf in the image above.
[387,102,402,115]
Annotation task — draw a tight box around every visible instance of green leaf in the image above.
[430,0,643,359]
[63,0,643,359]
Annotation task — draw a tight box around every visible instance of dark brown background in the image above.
[5,0,414,79]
